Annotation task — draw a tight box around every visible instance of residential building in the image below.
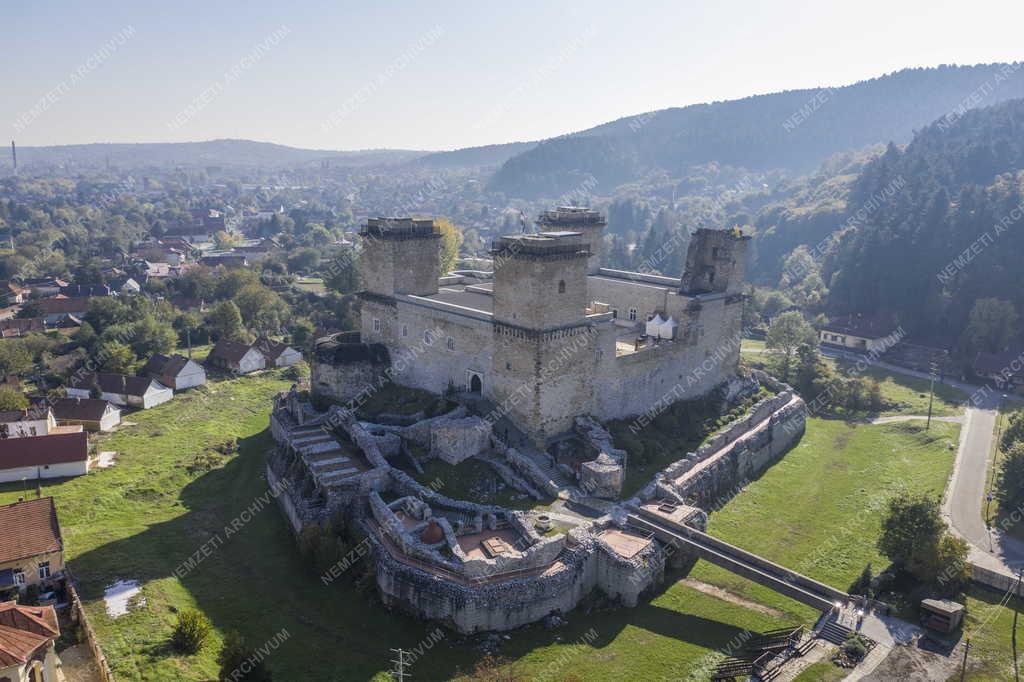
[35,297,91,326]
[0,408,56,439]
[50,398,121,432]
[59,284,111,298]
[142,353,207,390]
[0,497,64,598]
[206,339,266,374]
[0,600,62,681]
[18,278,68,299]
[0,432,89,483]
[818,313,900,353]
[66,373,173,409]
[0,318,45,338]
[255,337,302,367]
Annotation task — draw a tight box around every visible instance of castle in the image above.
[315,207,750,447]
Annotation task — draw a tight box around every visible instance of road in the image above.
[795,344,1024,571]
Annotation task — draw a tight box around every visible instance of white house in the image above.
[51,397,121,432]
[254,337,302,367]
[67,373,173,410]
[0,408,56,439]
[206,339,266,374]
[0,431,90,483]
[142,353,207,390]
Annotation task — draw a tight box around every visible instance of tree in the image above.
[0,342,33,376]
[218,631,273,681]
[234,284,285,333]
[878,492,967,588]
[172,609,211,654]
[998,442,1024,509]
[98,341,135,374]
[1002,410,1024,451]
[766,311,817,380]
[962,298,1019,355]
[129,316,177,359]
[0,387,28,411]
[206,300,247,341]
[16,301,43,319]
[214,230,239,250]
[436,218,463,275]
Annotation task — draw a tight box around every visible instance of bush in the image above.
[218,630,273,681]
[842,633,869,661]
[172,609,211,654]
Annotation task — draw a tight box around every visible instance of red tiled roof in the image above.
[0,601,59,666]
[0,431,89,469]
[0,498,63,565]
[36,297,92,315]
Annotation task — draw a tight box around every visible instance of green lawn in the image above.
[833,359,969,417]
[958,587,1024,681]
[792,658,846,681]
[8,371,802,680]
[400,455,542,511]
[293,276,326,294]
[690,418,960,610]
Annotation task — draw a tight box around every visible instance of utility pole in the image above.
[926,361,938,431]
[960,637,970,681]
[390,648,408,682]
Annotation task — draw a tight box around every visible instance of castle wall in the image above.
[587,275,671,324]
[493,255,588,330]
[389,302,494,393]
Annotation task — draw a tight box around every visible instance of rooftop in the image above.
[0,498,63,565]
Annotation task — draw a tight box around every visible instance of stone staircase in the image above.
[818,618,856,645]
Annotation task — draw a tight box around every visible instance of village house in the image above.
[199,252,248,268]
[255,337,302,367]
[0,408,56,439]
[0,497,65,600]
[35,297,91,326]
[59,283,111,298]
[818,313,900,353]
[0,281,26,305]
[0,600,63,681]
[142,353,207,390]
[19,278,68,299]
[0,318,45,338]
[206,339,266,374]
[50,397,122,432]
[66,372,173,409]
[0,431,89,483]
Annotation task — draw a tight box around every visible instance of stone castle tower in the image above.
[360,218,441,297]
[679,228,750,296]
[490,232,593,445]
[536,206,606,275]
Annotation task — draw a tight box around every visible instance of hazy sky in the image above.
[4,0,1023,151]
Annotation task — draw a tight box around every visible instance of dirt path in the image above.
[678,578,785,617]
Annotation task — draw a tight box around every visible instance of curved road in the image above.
[814,346,1024,570]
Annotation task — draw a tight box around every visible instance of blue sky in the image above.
[4,0,1023,150]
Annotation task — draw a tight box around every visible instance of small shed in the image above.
[920,598,965,634]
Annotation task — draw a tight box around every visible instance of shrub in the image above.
[172,609,211,654]
[218,630,273,681]
[842,633,869,661]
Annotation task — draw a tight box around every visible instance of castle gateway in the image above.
[316,208,749,447]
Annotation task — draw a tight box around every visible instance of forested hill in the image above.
[10,139,425,171]
[824,98,1024,345]
[489,63,1024,198]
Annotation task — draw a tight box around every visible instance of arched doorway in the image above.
[470,374,482,393]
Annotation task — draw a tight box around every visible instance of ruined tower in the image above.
[536,207,606,275]
[490,231,593,446]
[679,228,750,296]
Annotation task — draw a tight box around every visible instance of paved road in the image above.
[813,346,1024,570]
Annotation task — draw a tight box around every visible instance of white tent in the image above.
[659,316,678,340]
[645,314,664,337]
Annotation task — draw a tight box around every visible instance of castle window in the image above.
[558,280,566,294]
[402,325,408,338]
[447,336,455,351]
[372,318,381,333]
[629,308,637,321]
[712,247,720,259]
[506,361,512,370]
[424,330,434,345]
